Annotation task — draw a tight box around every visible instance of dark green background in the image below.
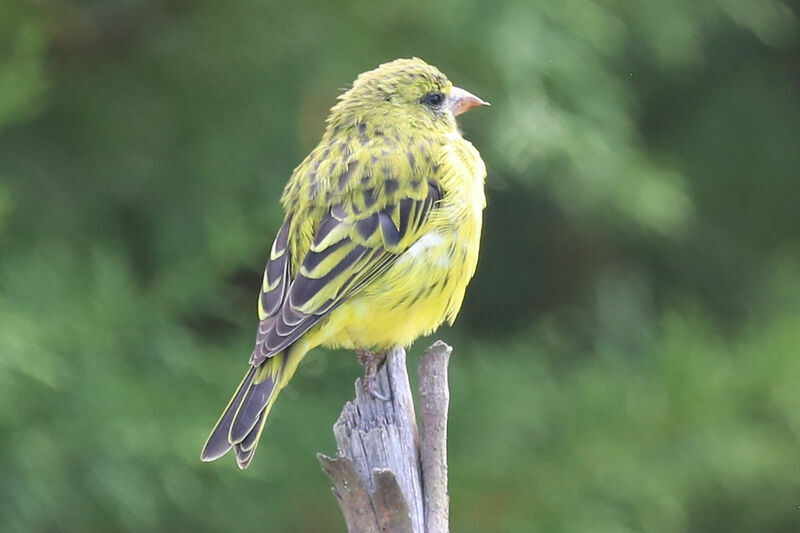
[1,1,799,531]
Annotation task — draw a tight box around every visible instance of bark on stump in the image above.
[318,341,452,533]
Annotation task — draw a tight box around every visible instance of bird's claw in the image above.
[357,348,389,401]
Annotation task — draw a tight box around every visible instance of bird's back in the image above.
[293,126,487,351]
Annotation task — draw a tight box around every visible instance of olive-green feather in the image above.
[202,57,486,469]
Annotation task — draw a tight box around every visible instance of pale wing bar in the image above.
[249,181,442,366]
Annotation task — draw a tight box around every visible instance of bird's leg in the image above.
[356,348,389,401]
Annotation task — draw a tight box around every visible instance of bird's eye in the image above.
[421,92,444,107]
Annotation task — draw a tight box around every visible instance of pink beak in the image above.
[448,86,490,116]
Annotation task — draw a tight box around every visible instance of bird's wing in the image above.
[249,178,442,365]
[256,214,293,322]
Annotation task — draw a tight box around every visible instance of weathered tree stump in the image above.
[318,341,452,533]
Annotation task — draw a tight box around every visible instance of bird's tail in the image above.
[201,351,289,469]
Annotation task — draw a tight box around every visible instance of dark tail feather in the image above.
[234,409,267,468]
[200,367,256,462]
[229,375,275,443]
[201,353,284,468]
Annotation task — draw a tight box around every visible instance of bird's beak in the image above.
[448,86,490,116]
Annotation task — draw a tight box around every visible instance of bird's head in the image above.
[328,58,488,134]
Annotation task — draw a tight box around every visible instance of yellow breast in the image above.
[312,137,486,351]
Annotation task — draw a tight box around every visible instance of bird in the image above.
[201,57,489,469]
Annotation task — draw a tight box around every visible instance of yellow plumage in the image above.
[202,58,488,468]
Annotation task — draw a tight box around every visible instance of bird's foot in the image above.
[357,349,389,401]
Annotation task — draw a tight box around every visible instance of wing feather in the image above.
[257,216,292,320]
[249,179,442,366]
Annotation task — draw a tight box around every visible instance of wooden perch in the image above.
[318,341,453,533]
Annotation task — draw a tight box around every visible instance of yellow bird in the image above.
[201,57,488,468]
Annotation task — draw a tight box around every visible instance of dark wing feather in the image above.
[257,216,292,321]
[250,180,441,365]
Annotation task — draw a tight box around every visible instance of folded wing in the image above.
[250,180,442,365]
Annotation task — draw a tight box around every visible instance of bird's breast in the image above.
[313,137,487,351]
[316,225,476,350]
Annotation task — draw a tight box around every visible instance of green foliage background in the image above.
[1,1,799,531]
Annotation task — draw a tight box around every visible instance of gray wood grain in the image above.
[419,341,452,533]
[319,343,452,533]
